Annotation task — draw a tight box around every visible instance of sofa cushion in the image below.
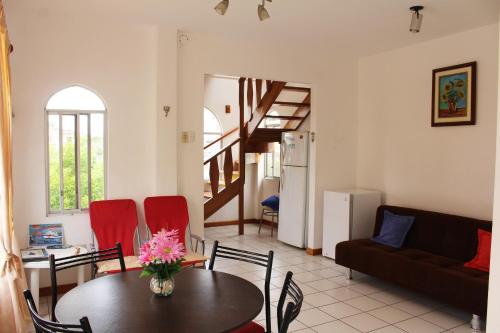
[372,210,415,248]
[464,229,492,272]
[335,240,431,290]
[427,265,489,317]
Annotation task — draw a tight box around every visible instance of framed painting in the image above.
[432,62,476,127]
[29,223,64,247]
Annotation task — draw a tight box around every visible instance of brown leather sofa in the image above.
[335,205,491,320]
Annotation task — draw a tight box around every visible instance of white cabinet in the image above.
[322,189,381,259]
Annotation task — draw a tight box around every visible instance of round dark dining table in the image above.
[55,268,264,333]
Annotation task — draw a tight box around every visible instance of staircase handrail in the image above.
[204,138,241,165]
[203,127,239,150]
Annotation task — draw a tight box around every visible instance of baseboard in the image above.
[40,283,77,297]
[204,219,278,228]
[306,248,323,256]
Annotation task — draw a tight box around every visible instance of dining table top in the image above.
[55,268,264,333]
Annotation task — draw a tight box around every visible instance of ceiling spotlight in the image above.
[409,5,424,33]
[214,0,229,16]
[258,0,270,21]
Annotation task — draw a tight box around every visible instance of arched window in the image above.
[203,107,223,159]
[46,86,106,214]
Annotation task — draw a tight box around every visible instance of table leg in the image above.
[29,268,40,310]
[77,266,85,286]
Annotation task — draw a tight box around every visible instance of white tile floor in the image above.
[204,224,487,333]
[33,224,486,333]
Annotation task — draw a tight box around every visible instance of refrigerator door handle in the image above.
[280,168,285,191]
[281,138,287,167]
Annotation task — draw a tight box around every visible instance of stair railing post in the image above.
[238,77,246,235]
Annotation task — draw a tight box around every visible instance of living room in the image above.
[1,1,500,333]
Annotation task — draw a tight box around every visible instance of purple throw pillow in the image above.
[372,210,415,248]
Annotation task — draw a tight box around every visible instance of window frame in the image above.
[203,107,224,160]
[44,88,108,216]
[203,107,223,145]
[264,144,281,179]
[264,111,281,179]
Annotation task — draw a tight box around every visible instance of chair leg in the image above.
[259,210,264,234]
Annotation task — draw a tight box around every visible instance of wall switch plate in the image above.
[181,131,195,143]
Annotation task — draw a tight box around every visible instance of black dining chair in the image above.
[277,271,304,333]
[49,243,126,321]
[23,289,93,333]
[208,240,274,333]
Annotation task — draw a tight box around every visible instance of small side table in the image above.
[23,246,88,310]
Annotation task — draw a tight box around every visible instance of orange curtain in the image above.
[0,2,29,332]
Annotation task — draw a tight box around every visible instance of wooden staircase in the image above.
[204,77,311,233]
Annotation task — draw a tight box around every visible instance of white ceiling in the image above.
[5,0,500,56]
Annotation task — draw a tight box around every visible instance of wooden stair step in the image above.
[282,86,311,93]
[273,101,310,107]
[264,115,305,120]
[249,128,290,143]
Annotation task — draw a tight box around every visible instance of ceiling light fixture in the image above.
[409,5,424,33]
[214,0,272,21]
[214,0,229,16]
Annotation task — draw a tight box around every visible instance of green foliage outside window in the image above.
[48,113,104,212]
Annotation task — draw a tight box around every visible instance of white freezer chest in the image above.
[322,189,381,260]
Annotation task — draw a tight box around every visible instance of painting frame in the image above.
[431,61,476,127]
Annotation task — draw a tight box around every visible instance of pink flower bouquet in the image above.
[139,229,186,280]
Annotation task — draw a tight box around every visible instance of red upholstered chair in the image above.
[89,199,142,274]
[144,195,207,266]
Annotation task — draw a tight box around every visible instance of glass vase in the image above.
[150,275,175,297]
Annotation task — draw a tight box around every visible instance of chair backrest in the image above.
[208,240,274,333]
[49,244,125,321]
[24,289,93,333]
[144,196,189,246]
[277,271,304,333]
[89,199,138,256]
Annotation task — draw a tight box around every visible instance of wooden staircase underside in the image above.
[246,82,311,153]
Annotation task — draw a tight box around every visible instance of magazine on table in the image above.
[20,248,48,262]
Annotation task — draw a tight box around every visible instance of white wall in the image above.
[155,27,179,196]
[357,24,499,220]
[204,76,240,136]
[9,17,159,246]
[6,12,175,285]
[486,12,500,332]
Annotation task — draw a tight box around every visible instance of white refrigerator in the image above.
[278,131,309,248]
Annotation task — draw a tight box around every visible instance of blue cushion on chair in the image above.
[372,210,415,248]
[261,195,279,211]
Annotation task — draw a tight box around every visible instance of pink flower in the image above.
[155,229,179,239]
[151,235,185,264]
[139,228,186,265]
[138,242,155,265]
